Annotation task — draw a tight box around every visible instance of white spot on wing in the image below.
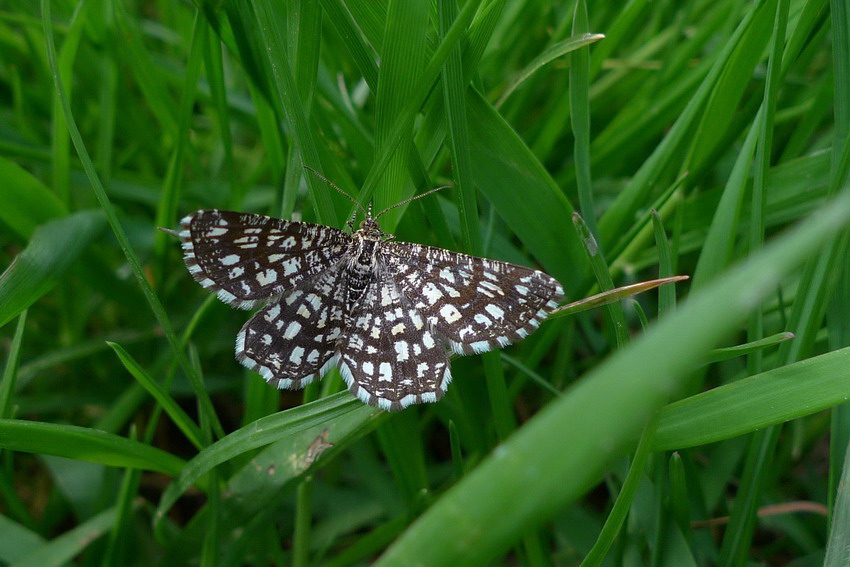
[265,304,281,320]
[281,258,300,276]
[469,340,491,354]
[284,321,302,339]
[395,341,409,361]
[485,304,505,319]
[399,394,418,408]
[474,313,492,326]
[381,286,393,306]
[422,332,435,349]
[257,269,277,286]
[422,282,443,304]
[439,304,462,324]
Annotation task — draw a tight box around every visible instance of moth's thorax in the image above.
[344,225,384,304]
[346,217,390,271]
[348,233,379,269]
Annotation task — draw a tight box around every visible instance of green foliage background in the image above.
[1,0,849,565]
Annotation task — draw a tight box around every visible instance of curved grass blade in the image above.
[222,400,386,523]
[704,332,794,363]
[497,33,605,108]
[550,276,689,318]
[0,311,27,418]
[0,419,185,475]
[466,91,583,289]
[154,393,378,526]
[108,342,205,451]
[825,430,850,566]
[0,514,44,564]
[655,346,850,451]
[0,210,106,328]
[0,157,66,239]
[10,506,127,567]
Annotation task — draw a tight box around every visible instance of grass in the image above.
[0,0,848,565]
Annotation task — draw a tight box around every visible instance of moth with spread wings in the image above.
[179,206,563,411]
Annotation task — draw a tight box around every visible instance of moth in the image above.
[177,181,563,410]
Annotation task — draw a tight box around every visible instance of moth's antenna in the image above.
[374,185,451,221]
[303,166,369,220]
[345,208,358,232]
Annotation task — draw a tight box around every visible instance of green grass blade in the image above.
[570,2,599,242]
[650,210,676,312]
[221,404,383,525]
[718,6,789,557]
[153,11,207,276]
[655,346,850,450]
[0,211,106,328]
[0,419,185,474]
[828,0,850,519]
[825,436,850,566]
[108,342,205,450]
[686,2,776,173]
[0,514,44,564]
[440,0,479,255]
[155,393,378,524]
[319,0,379,89]
[112,1,179,140]
[0,157,65,239]
[497,32,603,109]
[100,464,142,567]
[370,0,429,220]
[252,0,337,226]
[466,92,584,289]
[573,213,628,346]
[356,0,481,205]
[0,312,27,419]
[705,332,794,363]
[41,0,213,449]
[10,506,120,567]
[49,0,88,207]
[581,414,658,567]
[691,117,759,288]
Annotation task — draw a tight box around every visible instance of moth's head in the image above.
[358,216,387,240]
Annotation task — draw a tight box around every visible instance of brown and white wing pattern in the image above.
[178,208,563,411]
[180,210,350,309]
[382,242,564,355]
[336,269,451,411]
[236,265,347,389]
